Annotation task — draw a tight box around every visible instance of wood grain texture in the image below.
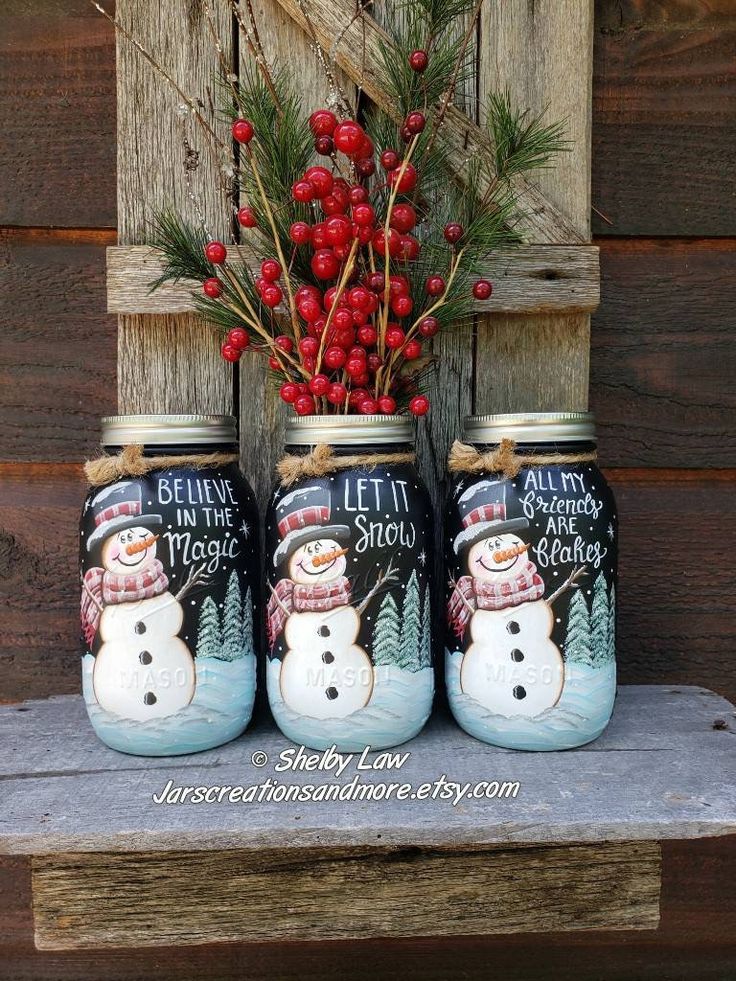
[593,238,736,467]
[0,230,117,461]
[2,837,735,980]
[32,842,661,949]
[475,0,594,413]
[593,0,736,236]
[115,0,232,416]
[0,0,116,228]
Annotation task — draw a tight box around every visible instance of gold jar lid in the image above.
[463,412,596,445]
[285,414,414,446]
[101,414,237,446]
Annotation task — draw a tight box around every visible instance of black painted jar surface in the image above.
[266,415,434,752]
[80,415,259,756]
[445,413,617,750]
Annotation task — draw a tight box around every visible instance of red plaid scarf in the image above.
[80,560,169,648]
[268,577,352,649]
[447,560,545,641]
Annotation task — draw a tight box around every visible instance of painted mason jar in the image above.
[266,415,434,752]
[80,415,259,756]
[445,413,617,751]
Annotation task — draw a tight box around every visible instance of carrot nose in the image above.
[493,542,529,563]
[126,534,159,556]
[311,547,349,568]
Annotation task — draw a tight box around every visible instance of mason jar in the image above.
[80,415,259,756]
[266,415,434,752]
[445,413,617,750]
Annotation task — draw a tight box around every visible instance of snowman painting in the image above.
[81,482,207,721]
[267,486,397,720]
[447,480,585,718]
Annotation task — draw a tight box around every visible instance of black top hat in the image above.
[273,485,349,566]
[453,479,528,555]
[86,482,163,551]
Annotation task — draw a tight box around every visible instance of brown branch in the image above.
[547,565,588,606]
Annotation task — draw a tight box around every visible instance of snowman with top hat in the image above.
[448,480,585,718]
[268,485,397,720]
[81,482,207,721]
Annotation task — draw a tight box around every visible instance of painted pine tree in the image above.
[590,573,610,667]
[242,585,254,657]
[564,589,592,665]
[372,593,400,666]
[398,570,422,671]
[606,583,616,664]
[418,584,432,670]
[196,595,222,660]
[219,570,244,661]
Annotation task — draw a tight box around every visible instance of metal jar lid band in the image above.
[463,412,596,445]
[285,415,415,447]
[101,415,237,447]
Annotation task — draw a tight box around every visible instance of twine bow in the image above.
[448,438,597,479]
[84,444,240,487]
[277,443,416,487]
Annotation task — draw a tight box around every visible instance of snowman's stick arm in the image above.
[448,577,475,614]
[175,563,210,601]
[268,582,291,615]
[356,557,400,615]
[547,565,587,606]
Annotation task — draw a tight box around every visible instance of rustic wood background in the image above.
[0,0,734,976]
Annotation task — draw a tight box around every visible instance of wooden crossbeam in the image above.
[270,0,586,245]
[106,244,600,315]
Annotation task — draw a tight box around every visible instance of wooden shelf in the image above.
[1,685,733,949]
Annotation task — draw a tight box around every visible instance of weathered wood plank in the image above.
[475,0,594,414]
[1,688,734,856]
[32,841,660,949]
[115,0,232,416]
[106,244,601,315]
[0,0,117,228]
[593,0,736,236]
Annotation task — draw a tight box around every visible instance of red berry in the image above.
[405,111,426,135]
[237,207,257,228]
[334,327,355,349]
[261,284,282,308]
[357,325,378,346]
[390,203,417,234]
[399,235,420,261]
[305,166,334,199]
[311,222,329,248]
[392,295,414,318]
[380,149,400,171]
[311,249,341,280]
[426,275,446,296]
[324,346,347,370]
[409,395,430,416]
[409,49,429,72]
[388,162,418,192]
[327,382,348,405]
[232,118,254,144]
[269,355,281,371]
[332,307,354,331]
[333,120,365,155]
[348,388,369,407]
[290,222,312,247]
[443,222,464,244]
[221,342,241,363]
[347,345,367,361]
[333,243,351,261]
[227,327,250,350]
[357,135,374,159]
[389,275,410,298]
[205,241,227,264]
[275,335,294,353]
[367,353,383,372]
[372,227,402,258]
[294,395,316,416]
[400,125,413,145]
[280,382,299,404]
[292,179,315,203]
[325,215,352,246]
[348,286,371,310]
[403,339,422,360]
[303,355,317,373]
[473,278,493,300]
[308,373,330,396]
[352,203,375,227]
[355,157,376,177]
[418,316,440,338]
[315,135,335,156]
[261,258,282,282]
[345,357,366,378]
[321,194,346,217]
[359,398,379,415]
[385,326,406,349]
[299,336,319,358]
[349,185,369,205]
[309,109,338,137]
[298,297,323,323]
[378,395,397,414]
[203,277,223,298]
[366,272,385,292]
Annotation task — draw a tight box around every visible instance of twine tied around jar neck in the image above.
[448,438,597,480]
[84,444,240,487]
[277,443,416,488]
